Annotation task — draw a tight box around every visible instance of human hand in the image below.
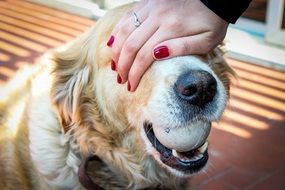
[107,0,229,92]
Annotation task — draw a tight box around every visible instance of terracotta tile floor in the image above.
[0,0,285,189]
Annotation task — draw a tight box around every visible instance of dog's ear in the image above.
[50,36,97,134]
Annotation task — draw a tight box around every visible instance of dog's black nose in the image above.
[174,70,217,108]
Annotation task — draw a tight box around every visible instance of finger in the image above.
[127,28,172,91]
[127,43,154,92]
[153,32,220,59]
[116,17,159,83]
[111,0,147,36]
[111,9,149,64]
[111,12,132,38]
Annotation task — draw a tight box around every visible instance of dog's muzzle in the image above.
[142,64,226,174]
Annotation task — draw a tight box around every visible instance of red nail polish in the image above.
[127,81,131,91]
[107,35,114,47]
[111,60,116,71]
[117,74,122,84]
[153,46,169,59]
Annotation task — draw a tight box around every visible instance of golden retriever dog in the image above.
[0,3,234,190]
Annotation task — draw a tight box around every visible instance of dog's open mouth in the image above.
[144,122,208,174]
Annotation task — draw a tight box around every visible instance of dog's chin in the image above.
[142,122,209,176]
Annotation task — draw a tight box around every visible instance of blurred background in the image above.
[0,0,284,189]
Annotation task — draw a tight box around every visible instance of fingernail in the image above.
[111,60,116,71]
[153,45,169,59]
[107,35,114,47]
[117,74,122,84]
[127,81,131,91]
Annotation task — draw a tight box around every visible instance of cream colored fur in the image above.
[0,3,233,190]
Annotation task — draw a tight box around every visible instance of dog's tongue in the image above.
[152,121,211,152]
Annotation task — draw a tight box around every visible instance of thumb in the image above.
[152,33,215,60]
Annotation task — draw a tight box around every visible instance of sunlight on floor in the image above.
[0,52,11,62]
[213,122,252,139]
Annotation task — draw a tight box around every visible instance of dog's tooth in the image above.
[180,158,190,162]
[172,149,179,158]
[198,142,208,154]
[173,149,204,163]
[191,154,203,161]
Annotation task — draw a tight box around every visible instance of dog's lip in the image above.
[144,123,208,174]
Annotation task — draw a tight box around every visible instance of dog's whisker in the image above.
[153,135,157,149]
[146,126,153,134]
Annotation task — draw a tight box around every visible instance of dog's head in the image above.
[50,4,233,188]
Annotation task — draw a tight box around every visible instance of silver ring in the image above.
[133,12,141,27]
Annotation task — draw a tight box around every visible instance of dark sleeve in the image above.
[200,0,252,24]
